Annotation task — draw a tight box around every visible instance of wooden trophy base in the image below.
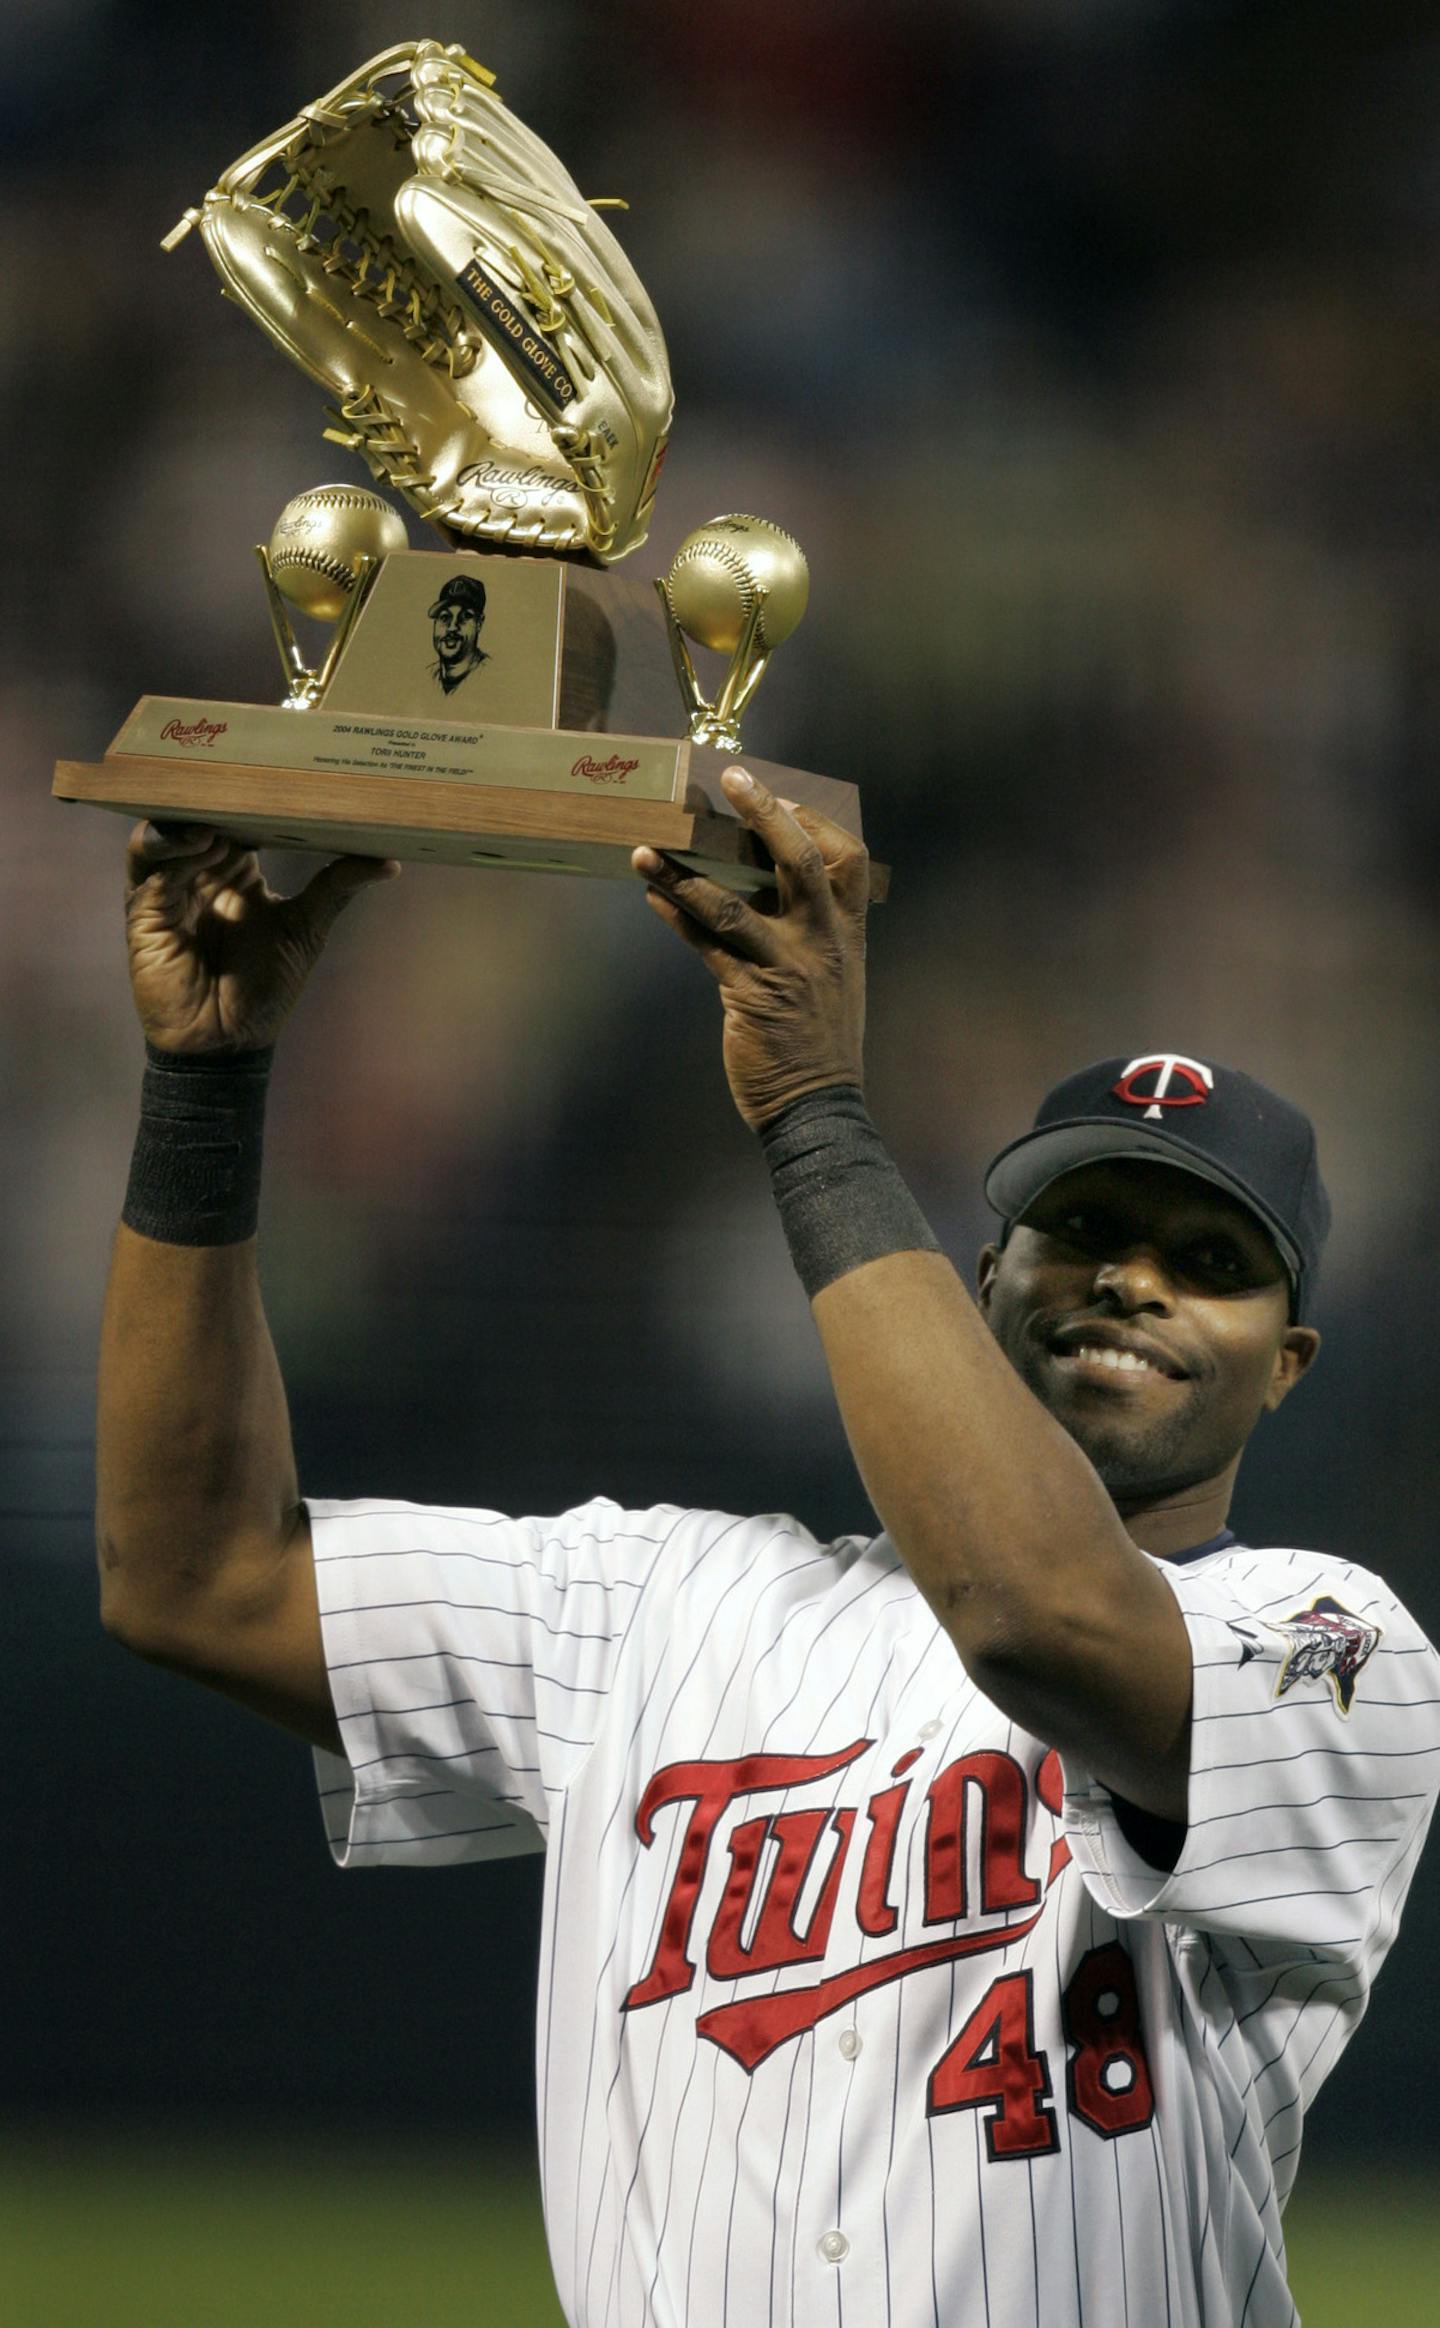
[54,739,886,897]
[51,556,888,898]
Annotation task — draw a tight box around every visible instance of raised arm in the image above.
[632,773,1194,1824]
[96,822,399,1753]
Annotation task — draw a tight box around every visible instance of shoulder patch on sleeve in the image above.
[1264,1596,1382,1715]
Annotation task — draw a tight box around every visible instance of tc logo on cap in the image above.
[1111,1053,1214,1122]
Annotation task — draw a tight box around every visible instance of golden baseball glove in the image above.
[165,41,673,562]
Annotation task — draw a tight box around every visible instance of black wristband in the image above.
[122,1041,276,1247]
[758,1084,942,1299]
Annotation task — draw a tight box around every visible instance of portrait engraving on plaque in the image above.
[429,574,490,695]
[321,551,564,726]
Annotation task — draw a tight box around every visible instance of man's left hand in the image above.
[632,767,869,1130]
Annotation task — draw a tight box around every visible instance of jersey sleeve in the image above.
[305,1492,687,1868]
[1062,1548,1440,1964]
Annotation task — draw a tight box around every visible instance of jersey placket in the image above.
[789,2007,887,2327]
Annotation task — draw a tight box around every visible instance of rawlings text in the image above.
[572,755,638,785]
[160,717,228,749]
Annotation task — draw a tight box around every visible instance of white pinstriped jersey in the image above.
[307,1498,1440,2328]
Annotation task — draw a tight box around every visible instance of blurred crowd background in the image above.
[7,0,1440,2263]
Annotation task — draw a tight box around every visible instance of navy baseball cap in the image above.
[984,1053,1332,1320]
[428,574,488,620]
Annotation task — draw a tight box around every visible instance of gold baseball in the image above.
[268,483,408,620]
[665,514,809,655]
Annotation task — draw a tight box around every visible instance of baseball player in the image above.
[99,776,1440,2328]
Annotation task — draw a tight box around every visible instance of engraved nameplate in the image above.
[108,698,684,803]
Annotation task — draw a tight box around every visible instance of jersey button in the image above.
[918,1718,944,1740]
[818,2230,850,2265]
[838,2028,862,2060]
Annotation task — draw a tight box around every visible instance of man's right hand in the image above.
[124,821,400,1054]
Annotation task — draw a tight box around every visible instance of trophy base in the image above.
[52,749,891,899]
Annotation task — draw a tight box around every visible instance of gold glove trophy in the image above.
[53,40,885,898]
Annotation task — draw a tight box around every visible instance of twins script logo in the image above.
[623,1742,1068,2063]
[620,1740,1156,2149]
[1111,1052,1214,1122]
[160,717,227,749]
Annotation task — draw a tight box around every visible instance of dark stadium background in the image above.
[5,2,1440,2320]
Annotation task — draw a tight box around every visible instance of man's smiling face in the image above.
[978,1159,1320,1507]
[435,605,480,668]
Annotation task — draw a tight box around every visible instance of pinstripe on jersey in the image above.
[307,1497,1440,2328]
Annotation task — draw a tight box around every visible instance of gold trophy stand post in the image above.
[52,555,888,899]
